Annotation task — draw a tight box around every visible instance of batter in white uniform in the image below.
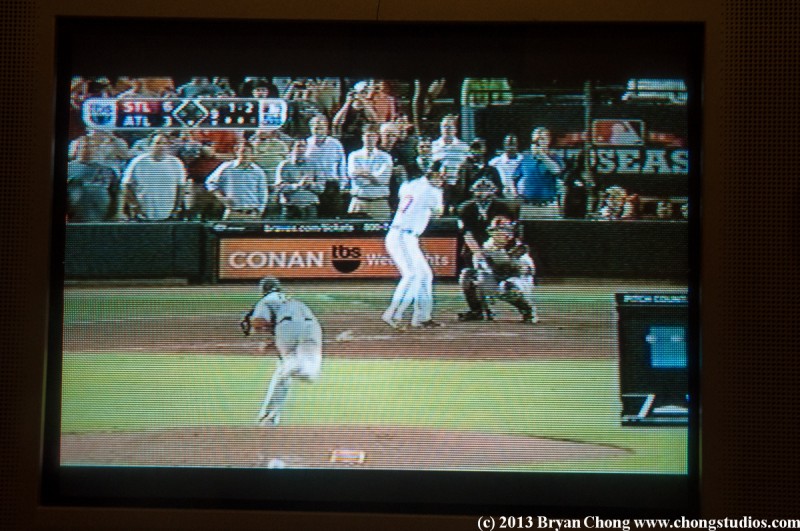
[382,161,446,330]
[246,276,322,426]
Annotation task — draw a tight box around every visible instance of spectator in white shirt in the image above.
[489,134,523,198]
[347,124,393,219]
[431,114,470,214]
[305,114,347,189]
[120,134,186,221]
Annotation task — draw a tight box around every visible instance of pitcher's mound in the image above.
[62,425,629,470]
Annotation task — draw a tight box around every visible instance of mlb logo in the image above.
[592,119,645,146]
[82,98,117,128]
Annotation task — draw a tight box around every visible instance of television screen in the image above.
[45,18,701,515]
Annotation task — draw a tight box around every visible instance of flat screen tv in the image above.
[41,16,702,521]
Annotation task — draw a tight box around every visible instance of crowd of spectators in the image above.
[66,76,688,223]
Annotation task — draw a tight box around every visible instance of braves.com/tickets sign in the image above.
[219,238,458,279]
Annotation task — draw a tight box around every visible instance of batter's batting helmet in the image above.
[259,276,282,295]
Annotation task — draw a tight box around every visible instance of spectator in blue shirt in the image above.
[513,127,564,207]
[206,141,268,221]
[67,138,119,222]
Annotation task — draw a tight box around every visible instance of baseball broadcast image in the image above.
[59,64,691,478]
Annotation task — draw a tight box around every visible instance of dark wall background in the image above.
[64,223,210,281]
[525,220,687,278]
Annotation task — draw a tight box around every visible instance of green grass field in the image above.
[62,279,689,473]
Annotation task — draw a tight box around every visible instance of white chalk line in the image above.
[67,312,234,326]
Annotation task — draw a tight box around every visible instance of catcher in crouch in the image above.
[240,276,323,426]
[458,216,539,324]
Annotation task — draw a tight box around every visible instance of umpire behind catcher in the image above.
[241,276,323,427]
[456,178,516,321]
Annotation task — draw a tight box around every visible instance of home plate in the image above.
[212,342,249,348]
[334,330,354,342]
[330,449,366,464]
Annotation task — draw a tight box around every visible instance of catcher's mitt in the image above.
[482,240,532,279]
[240,314,252,336]
[507,241,530,260]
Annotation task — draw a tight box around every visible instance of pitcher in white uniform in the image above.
[248,276,323,427]
[382,160,446,330]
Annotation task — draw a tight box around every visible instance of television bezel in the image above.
[36,9,707,526]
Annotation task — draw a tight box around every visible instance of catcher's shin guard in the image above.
[500,284,533,317]
[476,269,499,318]
[459,268,484,313]
[508,297,536,322]
[458,310,484,321]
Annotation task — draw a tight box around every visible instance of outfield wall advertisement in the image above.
[219,237,458,279]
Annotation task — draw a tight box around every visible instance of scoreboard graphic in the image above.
[616,293,689,426]
[82,98,288,130]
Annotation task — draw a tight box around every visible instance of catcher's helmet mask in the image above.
[487,215,517,242]
[470,177,498,197]
[488,215,516,231]
[259,276,282,294]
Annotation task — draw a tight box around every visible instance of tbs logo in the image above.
[85,99,116,127]
[331,245,361,273]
